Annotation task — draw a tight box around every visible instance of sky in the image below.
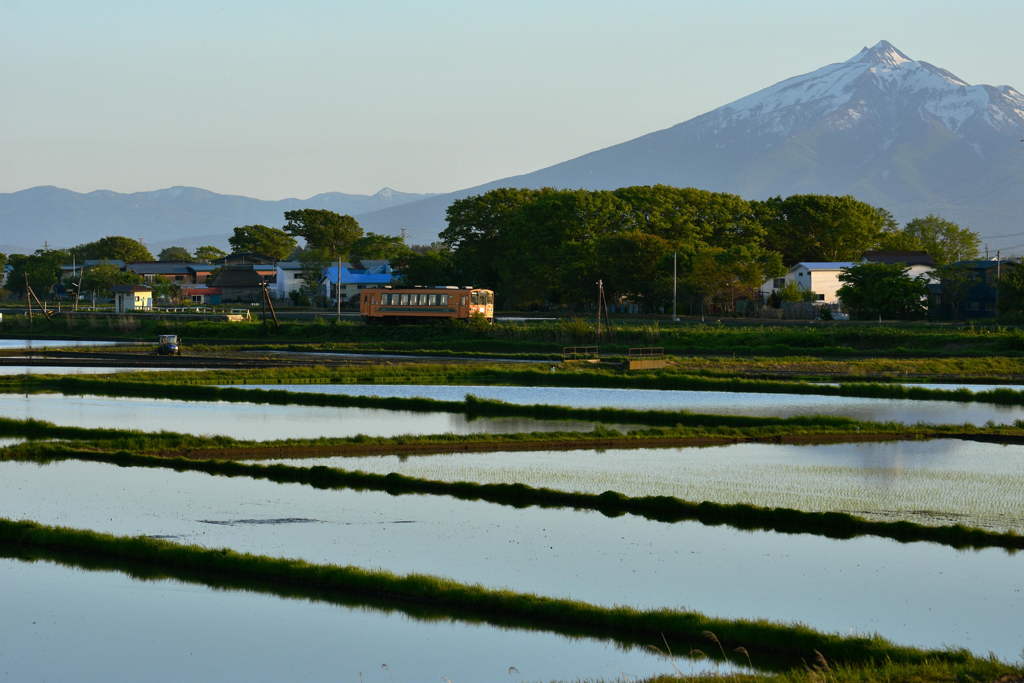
[2,0,1022,199]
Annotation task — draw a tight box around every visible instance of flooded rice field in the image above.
[2,458,1022,659]
[0,339,124,349]
[0,366,199,375]
[1,557,715,682]
[0,392,636,440]
[257,439,1024,532]
[242,383,1024,426]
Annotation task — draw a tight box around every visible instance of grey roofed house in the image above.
[127,262,195,276]
[208,265,269,303]
[862,250,935,267]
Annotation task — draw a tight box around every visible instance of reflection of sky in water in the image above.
[242,383,1024,426]
[275,440,1024,532]
[0,393,634,441]
[0,339,124,349]
[2,459,1022,660]
[1,558,718,682]
[0,366,201,375]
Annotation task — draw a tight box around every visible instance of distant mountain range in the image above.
[0,186,433,253]
[4,40,1022,253]
[354,40,1024,247]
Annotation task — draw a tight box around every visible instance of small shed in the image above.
[112,285,153,313]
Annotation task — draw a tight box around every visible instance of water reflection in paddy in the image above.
[0,392,633,440]
[243,383,1024,426]
[271,439,1024,532]
[0,339,124,349]
[2,459,1021,659]
[0,557,711,682]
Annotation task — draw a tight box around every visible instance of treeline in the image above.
[399,186,978,311]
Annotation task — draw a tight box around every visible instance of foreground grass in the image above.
[7,442,1022,552]
[0,517,1010,674]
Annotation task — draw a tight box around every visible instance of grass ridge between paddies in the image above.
[6,443,1022,552]
[0,517,1014,676]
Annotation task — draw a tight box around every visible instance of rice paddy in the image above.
[2,326,1023,681]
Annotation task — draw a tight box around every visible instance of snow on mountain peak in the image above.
[707,40,1024,137]
[849,40,912,67]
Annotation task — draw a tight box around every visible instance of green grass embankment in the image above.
[7,443,1022,552]
[0,517,1001,673]
[5,315,1024,357]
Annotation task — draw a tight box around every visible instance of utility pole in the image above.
[996,250,1002,315]
[336,255,342,320]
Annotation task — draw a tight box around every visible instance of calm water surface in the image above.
[0,557,715,682]
[0,392,632,440]
[2,459,1021,659]
[0,339,122,349]
[242,383,1024,426]
[259,439,1024,532]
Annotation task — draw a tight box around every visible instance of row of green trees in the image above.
[428,186,981,311]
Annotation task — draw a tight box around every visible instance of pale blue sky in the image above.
[2,0,1020,198]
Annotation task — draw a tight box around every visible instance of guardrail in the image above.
[562,346,600,360]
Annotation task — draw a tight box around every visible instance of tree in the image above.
[158,246,193,262]
[882,215,981,266]
[933,263,974,320]
[393,245,457,287]
[351,232,413,262]
[6,249,68,297]
[757,195,891,264]
[283,209,363,259]
[997,263,1024,319]
[684,246,783,314]
[228,225,296,261]
[80,264,143,297]
[837,262,928,320]
[193,245,227,262]
[72,236,153,263]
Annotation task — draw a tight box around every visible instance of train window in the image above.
[441,294,449,305]
[419,294,429,305]
[399,294,409,305]
[486,291,494,304]
[428,294,438,306]
[461,296,467,306]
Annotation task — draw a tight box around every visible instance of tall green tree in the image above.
[6,249,69,297]
[283,209,363,259]
[997,263,1024,319]
[757,195,891,264]
[394,245,458,287]
[881,215,981,266]
[684,246,783,313]
[837,262,928,320]
[72,236,153,263]
[80,264,143,297]
[158,246,193,262]
[350,232,412,262]
[193,245,227,262]
[228,225,296,261]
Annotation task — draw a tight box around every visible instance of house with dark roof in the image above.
[862,250,936,281]
[208,265,269,303]
[126,262,215,285]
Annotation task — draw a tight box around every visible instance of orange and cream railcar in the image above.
[360,286,494,322]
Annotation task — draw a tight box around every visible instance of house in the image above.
[208,265,269,303]
[273,261,309,300]
[322,260,395,302]
[126,262,215,285]
[180,286,222,305]
[760,262,857,304]
[112,285,153,313]
[928,259,1016,320]
[862,250,936,281]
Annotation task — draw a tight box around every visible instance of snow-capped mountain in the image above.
[358,40,1024,246]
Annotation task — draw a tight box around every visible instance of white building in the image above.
[274,261,309,300]
[761,262,857,304]
[112,285,153,312]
